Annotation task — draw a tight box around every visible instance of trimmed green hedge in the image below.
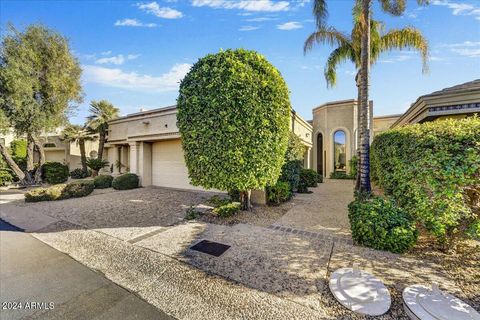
[266,181,292,205]
[300,169,319,188]
[348,196,418,253]
[25,180,94,202]
[371,117,480,244]
[70,168,91,179]
[43,162,69,184]
[112,173,139,190]
[94,175,113,189]
[279,160,302,192]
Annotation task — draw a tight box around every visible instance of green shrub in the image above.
[228,189,240,202]
[0,168,14,185]
[185,205,200,220]
[10,139,27,158]
[317,174,323,183]
[349,155,358,179]
[112,173,139,190]
[300,169,319,188]
[207,195,231,207]
[70,168,91,179]
[371,117,480,245]
[93,174,113,189]
[86,158,109,173]
[213,202,241,218]
[24,180,94,202]
[177,49,290,208]
[42,162,69,184]
[330,171,354,179]
[285,132,305,162]
[266,181,292,205]
[279,160,302,191]
[348,196,418,253]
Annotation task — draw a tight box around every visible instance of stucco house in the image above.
[103,79,479,193]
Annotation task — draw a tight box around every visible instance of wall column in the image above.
[111,146,120,174]
[128,142,139,175]
[137,142,152,186]
[305,147,311,169]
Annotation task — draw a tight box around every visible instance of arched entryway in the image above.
[316,133,323,176]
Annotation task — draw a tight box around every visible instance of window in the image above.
[333,130,346,172]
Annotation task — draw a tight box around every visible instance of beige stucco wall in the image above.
[311,99,373,178]
[372,115,401,137]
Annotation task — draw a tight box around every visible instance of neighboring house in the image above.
[104,107,313,190]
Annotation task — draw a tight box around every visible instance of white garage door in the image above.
[151,139,201,190]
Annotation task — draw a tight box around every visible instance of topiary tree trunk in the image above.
[239,190,252,211]
[97,131,105,160]
[79,139,88,173]
[26,134,35,171]
[33,139,45,183]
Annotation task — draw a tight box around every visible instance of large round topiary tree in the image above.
[177,49,291,210]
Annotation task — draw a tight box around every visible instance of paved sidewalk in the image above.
[274,179,354,239]
[0,227,172,320]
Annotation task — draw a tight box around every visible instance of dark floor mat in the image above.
[0,219,24,232]
[190,240,231,257]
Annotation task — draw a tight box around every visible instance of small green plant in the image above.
[330,171,354,180]
[266,181,292,205]
[348,196,418,253]
[25,180,94,202]
[185,205,200,220]
[86,158,109,175]
[70,168,91,179]
[227,189,240,202]
[300,169,319,188]
[0,168,14,185]
[213,202,241,218]
[279,160,302,191]
[42,162,69,184]
[112,173,139,190]
[207,195,231,207]
[349,155,358,179]
[93,174,114,189]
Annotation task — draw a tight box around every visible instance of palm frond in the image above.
[324,45,355,87]
[313,0,329,28]
[379,0,406,16]
[304,27,351,54]
[380,27,429,73]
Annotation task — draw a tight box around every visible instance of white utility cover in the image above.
[403,284,480,320]
[329,264,391,316]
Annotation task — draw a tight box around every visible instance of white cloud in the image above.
[101,50,112,56]
[432,0,480,20]
[440,41,480,57]
[95,54,139,65]
[114,18,157,27]
[244,16,277,22]
[239,25,260,31]
[82,63,192,92]
[277,21,303,30]
[192,0,290,12]
[137,2,183,19]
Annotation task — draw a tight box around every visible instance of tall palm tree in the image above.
[86,100,119,160]
[306,0,429,194]
[61,124,93,173]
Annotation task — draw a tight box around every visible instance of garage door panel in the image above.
[151,140,202,190]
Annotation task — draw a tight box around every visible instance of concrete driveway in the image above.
[0,223,173,320]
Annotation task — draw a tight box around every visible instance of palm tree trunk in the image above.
[34,139,45,183]
[97,131,105,160]
[359,0,372,194]
[355,70,362,191]
[79,139,88,173]
[26,134,35,171]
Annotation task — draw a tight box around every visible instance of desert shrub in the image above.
[330,171,354,179]
[349,155,358,178]
[86,158,109,174]
[371,117,480,245]
[348,196,418,253]
[279,160,302,191]
[213,202,241,218]
[208,195,231,207]
[24,180,94,202]
[266,181,292,205]
[185,205,200,220]
[112,173,139,190]
[62,180,95,198]
[93,174,113,189]
[70,168,91,179]
[300,169,319,188]
[42,162,69,184]
[0,168,14,185]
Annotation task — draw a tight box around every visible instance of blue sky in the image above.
[1,0,479,123]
